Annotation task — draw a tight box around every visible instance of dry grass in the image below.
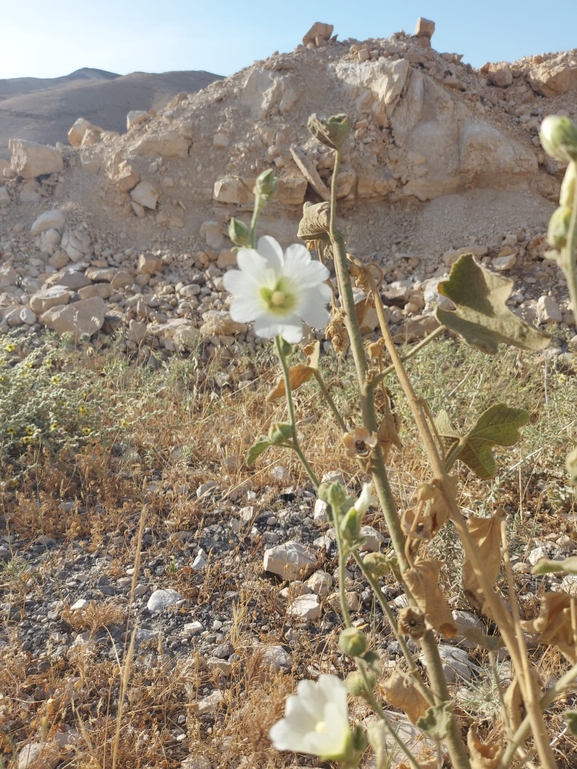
[1,332,576,768]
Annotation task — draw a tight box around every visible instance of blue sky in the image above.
[2,0,576,80]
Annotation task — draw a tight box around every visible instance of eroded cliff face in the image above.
[0,28,574,346]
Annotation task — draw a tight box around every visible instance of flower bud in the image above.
[254,169,278,200]
[362,552,391,576]
[228,217,250,248]
[308,113,350,150]
[318,481,348,514]
[268,422,293,444]
[560,161,577,208]
[547,206,572,249]
[540,116,577,163]
[345,669,375,696]
[340,506,362,543]
[339,627,367,657]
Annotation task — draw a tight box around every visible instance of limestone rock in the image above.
[62,229,92,261]
[483,62,513,88]
[40,297,106,337]
[277,174,308,206]
[302,22,334,47]
[263,541,317,581]
[213,176,253,204]
[138,253,163,274]
[287,593,321,619]
[9,139,63,179]
[414,17,435,38]
[29,286,72,314]
[537,295,562,323]
[200,220,223,250]
[131,180,160,210]
[17,742,60,769]
[107,160,140,192]
[528,57,577,96]
[31,210,65,235]
[199,310,247,337]
[126,110,150,130]
[147,588,184,612]
[306,570,333,597]
[67,118,106,147]
[133,133,189,159]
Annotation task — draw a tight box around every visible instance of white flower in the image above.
[223,236,331,343]
[269,674,352,760]
[355,482,378,516]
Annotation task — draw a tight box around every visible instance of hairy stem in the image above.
[275,336,319,488]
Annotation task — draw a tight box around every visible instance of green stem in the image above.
[312,370,348,432]
[249,196,265,248]
[562,160,577,315]
[274,335,319,488]
[335,526,352,629]
[370,325,447,390]
[351,550,435,707]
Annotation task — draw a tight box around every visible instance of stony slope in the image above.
[0,28,576,350]
[0,69,223,158]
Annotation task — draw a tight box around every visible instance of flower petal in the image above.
[254,314,303,343]
[299,285,331,329]
[234,248,270,284]
[283,244,329,287]
[257,236,284,273]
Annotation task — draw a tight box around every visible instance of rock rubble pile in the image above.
[1,20,576,350]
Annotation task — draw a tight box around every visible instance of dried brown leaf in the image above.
[463,508,506,613]
[404,559,458,638]
[381,669,429,724]
[266,364,315,402]
[502,677,525,733]
[467,727,504,769]
[377,412,402,462]
[521,593,577,662]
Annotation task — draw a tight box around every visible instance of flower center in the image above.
[260,279,297,316]
[315,721,328,733]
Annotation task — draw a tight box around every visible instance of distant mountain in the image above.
[0,68,120,100]
[0,68,223,158]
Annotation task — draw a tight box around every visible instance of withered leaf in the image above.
[436,254,550,354]
[404,559,458,638]
[467,727,504,769]
[463,508,505,614]
[377,412,403,462]
[266,341,321,402]
[521,593,577,662]
[381,669,429,724]
[502,677,525,733]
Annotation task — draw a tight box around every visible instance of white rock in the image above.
[305,569,333,597]
[313,498,329,523]
[287,593,321,620]
[31,209,65,235]
[9,139,63,179]
[126,110,150,130]
[131,180,160,210]
[29,286,72,314]
[181,756,212,769]
[19,308,36,326]
[192,554,206,571]
[71,599,89,611]
[263,541,317,581]
[279,581,311,599]
[17,742,60,769]
[62,229,92,261]
[147,588,184,612]
[359,525,385,552]
[40,297,106,337]
[213,133,230,148]
[200,220,224,250]
[257,644,292,670]
[528,545,549,565]
[183,621,203,636]
[492,254,517,271]
[537,295,562,323]
[133,133,189,159]
[198,690,223,715]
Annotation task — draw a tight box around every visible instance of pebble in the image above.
[263,540,317,581]
[147,588,184,612]
[287,593,321,620]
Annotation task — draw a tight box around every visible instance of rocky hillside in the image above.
[0,21,576,353]
[0,69,222,158]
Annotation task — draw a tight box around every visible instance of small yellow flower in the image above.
[7,427,16,435]
[50,423,59,431]
[4,344,16,353]
[342,427,378,458]
[51,376,61,384]
[82,427,91,435]
[21,436,33,445]
[25,425,35,435]
[78,405,88,415]
[120,419,129,428]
